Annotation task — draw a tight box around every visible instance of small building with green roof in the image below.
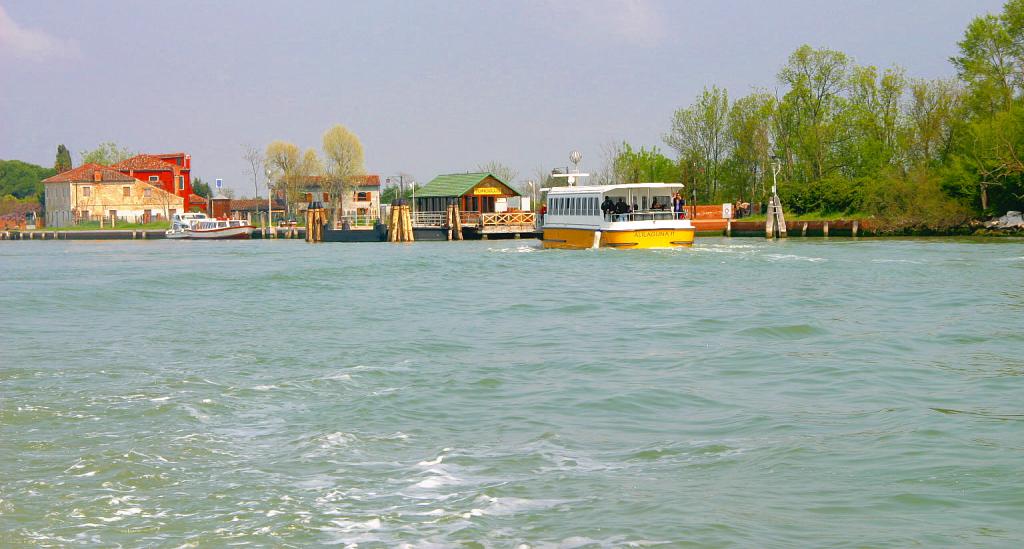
[415,172,520,214]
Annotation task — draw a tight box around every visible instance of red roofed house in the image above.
[42,164,184,227]
[113,152,196,211]
[346,175,381,223]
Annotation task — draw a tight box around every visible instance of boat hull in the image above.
[166,226,254,239]
[542,227,695,249]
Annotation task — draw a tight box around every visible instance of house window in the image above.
[149,176,159,183]
[144,187,152,198]
[122,186,131,197]
[356,191,370,201]
[323,192,330,202]
[82,186,91,197]
[177,176,184,191]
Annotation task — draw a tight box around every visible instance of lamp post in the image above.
[770,155,781,196]
[265,168,272,231]
[526,180,536,210]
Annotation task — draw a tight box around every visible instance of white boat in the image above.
[166,213,254,239]
[542,180,696,249]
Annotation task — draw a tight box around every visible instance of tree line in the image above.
[604,1,1024,230]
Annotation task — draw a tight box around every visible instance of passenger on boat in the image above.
[672,193,684,219]
[651,197,663,210]
[601,196,615,219]
[614,198,630,221]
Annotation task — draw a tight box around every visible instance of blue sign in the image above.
[215,178,223,189]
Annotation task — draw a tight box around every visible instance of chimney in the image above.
[93,170,102,182]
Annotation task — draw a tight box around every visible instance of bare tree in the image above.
[265,141,301,215]
[477,161,518,185]
[243,145,263,199]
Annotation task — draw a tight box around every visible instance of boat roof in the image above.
[541,182,684,193]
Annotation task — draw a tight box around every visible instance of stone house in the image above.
[42,164,184,227]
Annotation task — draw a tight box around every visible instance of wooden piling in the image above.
[823,221,829,237]
[726,218,732,237]
[802,222,808,236]
[852,220,859,237]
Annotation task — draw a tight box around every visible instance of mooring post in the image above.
[726,217,732,237]
[823,221,829,237]
[852,220,859,237]
[802,222,807,236]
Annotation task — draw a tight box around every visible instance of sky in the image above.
[0,0,1009,195]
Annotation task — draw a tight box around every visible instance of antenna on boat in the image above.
[552,150,589,186]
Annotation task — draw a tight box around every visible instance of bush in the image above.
[860,168,972,231]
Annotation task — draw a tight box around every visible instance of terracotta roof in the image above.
[112,154,174,172]
[42,163,137,183]
[228,198,287,211]
[350,174,381,186]
[189,194,208,204]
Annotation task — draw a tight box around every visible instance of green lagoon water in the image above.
[1,238,1023,547]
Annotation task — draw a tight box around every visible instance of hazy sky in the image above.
[0,0,1007,194]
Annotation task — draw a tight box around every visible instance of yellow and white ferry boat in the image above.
[542,181,696,249]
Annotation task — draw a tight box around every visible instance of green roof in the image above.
[416,172,517,197]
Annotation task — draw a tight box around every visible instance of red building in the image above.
[113,153,197,210]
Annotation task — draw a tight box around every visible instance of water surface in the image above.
[2,238,1023,546]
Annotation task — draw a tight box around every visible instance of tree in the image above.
[612,143,681,184]
[54,144,72,173]
[0,160,55,201]
[192,176,212,198]
[844,64,907,177]
[321,124,365,225]
[776,45,851,183]
[80,142,134,166]
[726,92,775,201]
[951,13,1016,115]
[242,145,263,199]
[294,148,324,207]
[265,141,300,214]
[906,78,962,167]
[665,85,730,201]
[476,161,518,185]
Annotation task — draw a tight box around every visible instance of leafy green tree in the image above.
[612,143,680,184]
[665,85,730,201]
[726,92,775,201]
[54,144,72,173]
[776,45,851,184]
[0,159,55,201]
[192,177,211,198]
[80,142,134,166]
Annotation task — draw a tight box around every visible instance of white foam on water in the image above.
[252,385,277,391]
[149,396,171,402]
[114,507,142,516]
[765,253,826,262]
[872,258,924,264]
[487,244,539,253]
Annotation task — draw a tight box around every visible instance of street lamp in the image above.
[265,167,272,230]
[770,155,781,196]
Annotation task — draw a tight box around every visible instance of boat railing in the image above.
[604,210,686,222]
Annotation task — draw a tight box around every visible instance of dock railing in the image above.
[412,211,446,227]
[481,211,536,228]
